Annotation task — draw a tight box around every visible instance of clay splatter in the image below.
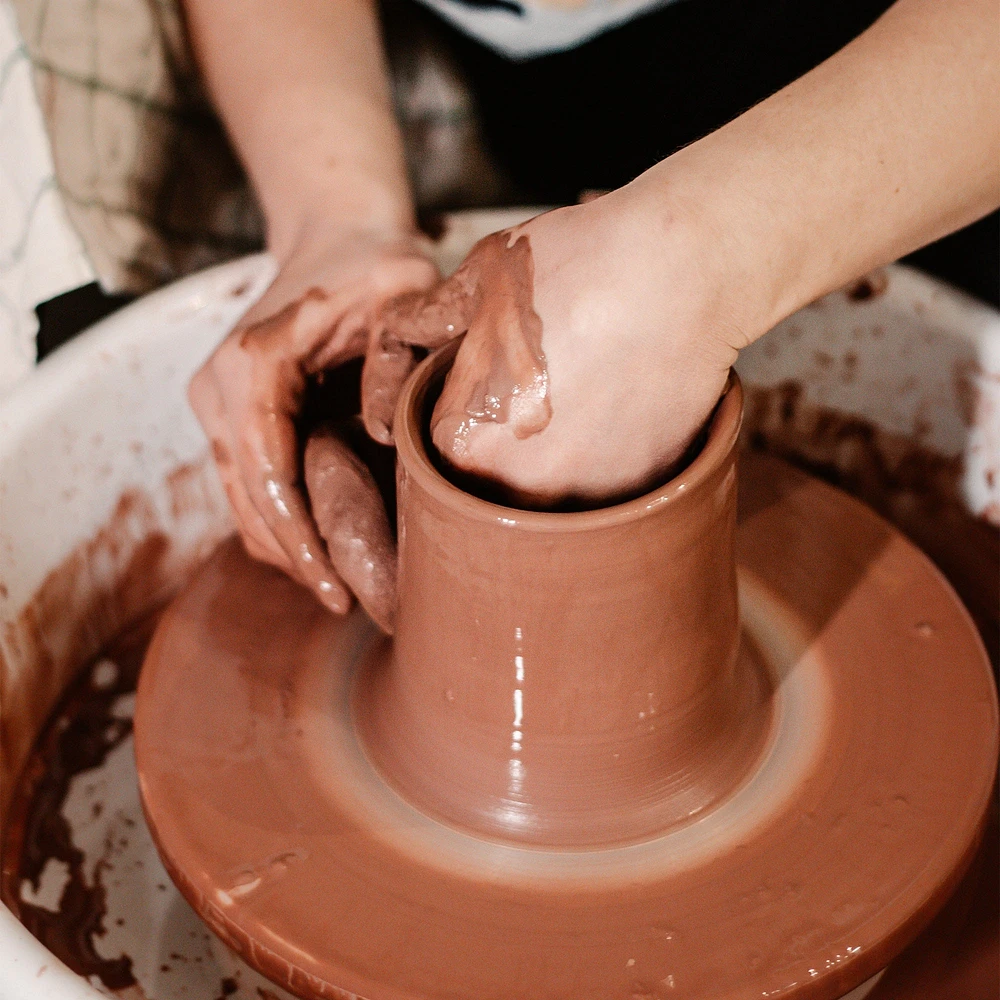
[1,614,161,991]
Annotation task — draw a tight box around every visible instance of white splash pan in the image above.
[1,209,998,1000]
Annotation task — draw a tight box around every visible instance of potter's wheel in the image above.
[134,452,998,1000]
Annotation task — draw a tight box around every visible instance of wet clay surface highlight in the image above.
[131,349,998,1000]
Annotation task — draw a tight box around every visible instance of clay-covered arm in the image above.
[385,0,999,505]
[183,0,414,254]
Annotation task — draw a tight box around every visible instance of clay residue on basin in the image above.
[0,614,161,993]
[742,381,1000,666]
[0,455,232,821]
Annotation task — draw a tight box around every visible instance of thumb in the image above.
[360,326,419,445]
[377,271,478,350]
[363,269,480,444]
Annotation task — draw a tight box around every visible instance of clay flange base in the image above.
[134,454,998,1000]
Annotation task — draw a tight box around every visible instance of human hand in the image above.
[380,189,744,507]
[189,222,438,628]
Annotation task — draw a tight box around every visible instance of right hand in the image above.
[189,222,439,631]
[378,194,742,509]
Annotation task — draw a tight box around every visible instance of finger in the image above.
[241,521,284,566]
[241,286,367,368]
[430,326,550,466]
[189,365,295,573]
[360,326,419,444]
[306,301,370,373]
[241,406,353,615]
[214,438,295,573]
[430,231,551,457]
[364,267,480,445]
[211,296,355,611]
[429,332,494,467]
[377,274,478,350]
[304,427,397,634]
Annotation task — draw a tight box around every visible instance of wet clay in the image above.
[379,230,551,454]
[4,570,996,1000]
[134,349,998,1000]
[0,455,231,821]
[356,356,771,846]
[867,799,999,1000]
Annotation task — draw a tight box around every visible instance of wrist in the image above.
[616,155,785,353]
[266,169,418,264]
[627,124,837,351]
[240,90,417,262]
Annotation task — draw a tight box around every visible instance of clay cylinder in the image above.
[355,343,770,847]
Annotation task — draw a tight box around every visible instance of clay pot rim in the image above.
[393,339,743,531]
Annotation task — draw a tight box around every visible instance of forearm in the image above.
[637,0,1000,344]
[183,0,414,258]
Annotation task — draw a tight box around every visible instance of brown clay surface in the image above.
[354,368,772,848]
[742,381,1000,667]
[134,452,998,1000]
[4,574,995,998]
[866,799,999,1000]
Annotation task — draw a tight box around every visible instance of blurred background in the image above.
[1,0,996,394]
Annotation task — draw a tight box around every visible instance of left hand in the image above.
[189,223,438,628]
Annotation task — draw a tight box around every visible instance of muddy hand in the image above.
[366,230,551,456]
[189,228,437,613]
[377,197,742,506]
